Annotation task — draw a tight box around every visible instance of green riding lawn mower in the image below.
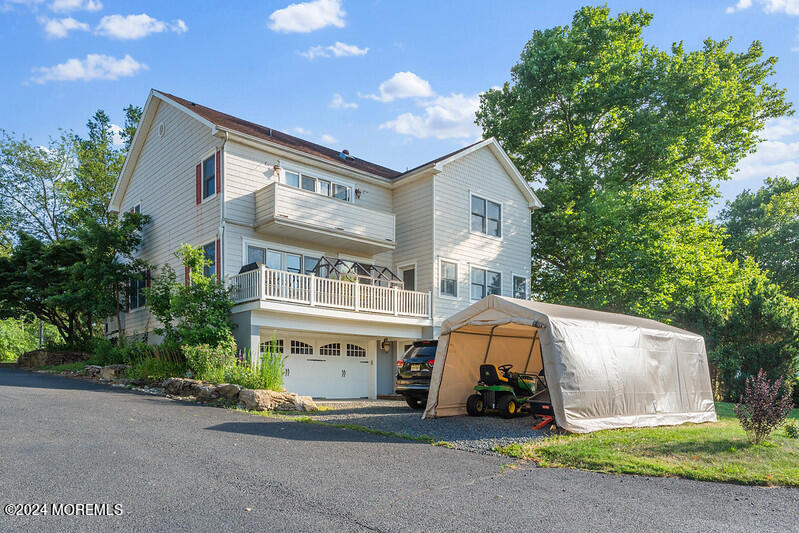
[466,363,553,421]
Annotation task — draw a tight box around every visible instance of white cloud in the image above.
[49,0,101,12]
[726,0,799,14]
[39,16,89,38]
[300,41,368,59]
[31,53,147,83]
[380,93,481,140]
[329,93,357,109]
[732,117,799,180]
[292,127,311,135]
[1,0,42,11]
[268,0,345,33]
[320,133,338,144]
[95,14,187,40]
[360,72,434,103]
[110,124,124,146]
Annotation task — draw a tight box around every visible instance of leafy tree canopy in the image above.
[0,130,74,244]
[476,6,792,321]
[720,176,799,299]
[68,106,142,229]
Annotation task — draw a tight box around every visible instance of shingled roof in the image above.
[157,91,403,179]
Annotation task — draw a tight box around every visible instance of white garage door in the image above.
[275,338,371,399]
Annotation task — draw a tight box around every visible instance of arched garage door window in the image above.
[320,343,341,356]
[346,344,367,358]
[290,340,313,355]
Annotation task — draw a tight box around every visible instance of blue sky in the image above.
[1,0,798,208]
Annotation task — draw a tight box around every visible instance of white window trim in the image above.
[200,150,218,204]
[468,191,503,241]
[397,262,418,291]
[281,164,355,204]
[438,257,459,300]
[469,264,502,301]
[511,272,530,300]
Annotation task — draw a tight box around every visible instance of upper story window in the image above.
[471,195,501,238]
[440,260,458,298]
[282,168,352,202]
[202,242,217,278]
[202,154,216,200]
[513,274,529,300]
[471,267,501,300]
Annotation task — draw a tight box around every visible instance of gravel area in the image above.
[312,398,549,453]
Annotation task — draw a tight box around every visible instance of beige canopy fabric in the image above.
[423,296,717,433]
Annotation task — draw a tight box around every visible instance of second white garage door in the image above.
[273,338,371,399]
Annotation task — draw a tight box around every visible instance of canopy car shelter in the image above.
[423,296,717,433]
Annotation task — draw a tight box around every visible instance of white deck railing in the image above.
[228,266,431,319]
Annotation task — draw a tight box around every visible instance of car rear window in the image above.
[404,345,437,359]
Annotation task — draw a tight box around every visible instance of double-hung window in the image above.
[513,275,529,300]
[202,154,216,200]
[202,242,217,278]
[129,272,147,310]
[471,267,501,300]
[471,195,501,237]
[440,260,458,297]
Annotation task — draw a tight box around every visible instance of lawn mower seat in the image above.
[479,364,508,385]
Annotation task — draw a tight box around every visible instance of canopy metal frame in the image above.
[310,256,403,288]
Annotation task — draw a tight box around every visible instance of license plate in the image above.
[410,364,421,371]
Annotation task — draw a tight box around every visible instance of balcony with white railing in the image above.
[228,266,432,320]
[254,181,396,255]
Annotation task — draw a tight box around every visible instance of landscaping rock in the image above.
[297,396,318,412]
[215,383,242,400]
[239,389,318,412]
[84,365,103,377]
[99,364,130,380]
[161,377,218,399]
[17,350,92,368]
[196,384,220,402]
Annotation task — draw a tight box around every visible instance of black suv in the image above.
[395,340,437,409]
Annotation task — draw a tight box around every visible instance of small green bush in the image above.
[128,357,185,381]
[126,344,186,381]
[183,344,232,382]
[785,423,799,439]
[223,347,286,391]
[182,341,286,390]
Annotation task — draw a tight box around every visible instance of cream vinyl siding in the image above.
[392,177,434,297]
[223,140,396,274]
[432,148,532,325]
[118,101,221,336]
[223,140,393,227]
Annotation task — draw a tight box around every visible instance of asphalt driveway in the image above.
[1,366,796,532]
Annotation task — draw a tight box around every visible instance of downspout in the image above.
[219,130,228,280]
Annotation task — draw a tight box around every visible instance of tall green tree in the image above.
[73,211,150,339]
[69,106,142,228]
[719,176,799,298]
[476,6,792,321]
[0,130,74,244]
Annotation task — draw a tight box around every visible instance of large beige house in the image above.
[109,89,542,399]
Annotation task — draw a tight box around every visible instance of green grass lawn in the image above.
[497,402,799,487]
